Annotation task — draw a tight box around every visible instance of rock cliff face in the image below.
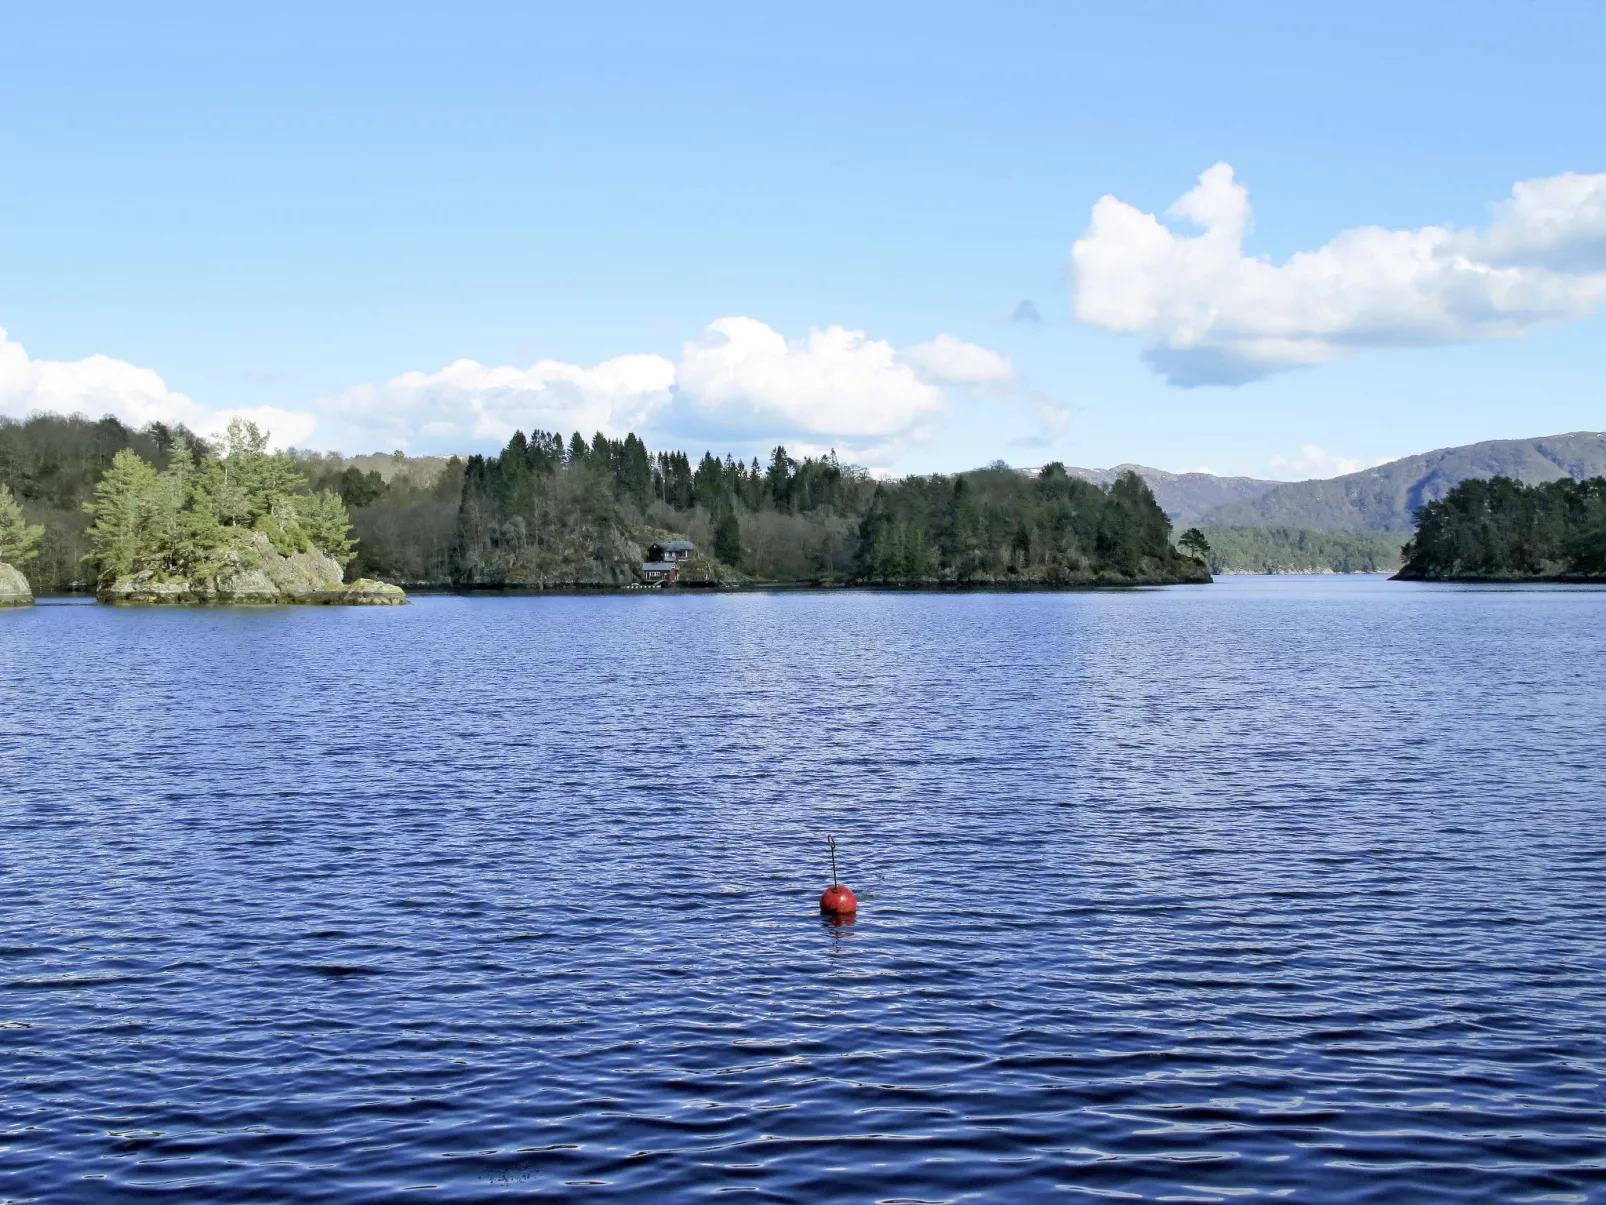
[0,562,33,606]
[452,510,646,589]
[99,533,406,605]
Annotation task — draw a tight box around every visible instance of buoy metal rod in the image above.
[820,834,857,916]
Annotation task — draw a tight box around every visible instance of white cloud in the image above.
[671,316,1008,440]
[898,332,1017,387]
[4,315,1020,459]
[327,318,1011,453]
[0,326,317,447]
[675,316,951,438]
[1475,171,1606,270]
[326,353,676,452]
[1267,444,1388,481]
[1070,164,1606,386]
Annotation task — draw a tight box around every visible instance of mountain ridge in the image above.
[1052,432,1606,533]
[1200,432,1606,532]
[1060,464,1280,527]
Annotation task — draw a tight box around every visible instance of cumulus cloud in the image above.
[1070,164,1606,386]
[898,332,1017,387]
[326,353,676,452]
[326,318,1014,453]
[0,326,317,447]
[4,315,1020,458]
[1267,445,1388,481]
[675,316,1010,439]
[1476,171,1606,271]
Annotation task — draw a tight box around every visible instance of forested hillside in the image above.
[1066,464,1278,527]
[1200,527,1406,575]
[1,414,1204,590]
[1397,475,1606,580]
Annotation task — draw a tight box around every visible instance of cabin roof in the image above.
[664,539,696,551]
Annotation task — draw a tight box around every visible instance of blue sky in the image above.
[1,1,1602,478]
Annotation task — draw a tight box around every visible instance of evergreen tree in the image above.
[766,445,794,510]
[295,490,359,566]
[714,508,742,566]
[0,484,44,565]
[339,467,388,508]
[619,434,653,506]
[83,449,164,583]
[81,425,356,586]
[1400,474,1606,579]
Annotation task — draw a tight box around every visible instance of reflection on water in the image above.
[2,577,1605,1202]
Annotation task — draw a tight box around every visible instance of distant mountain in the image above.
[1200,432,1606,532]
[1063,464,1280,527]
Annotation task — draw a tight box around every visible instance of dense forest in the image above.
[442,431,1203,586]
[1,414,195,588]
[1,413,1206,590]
[1199,526,1406,575]
[1397,474,1606,580]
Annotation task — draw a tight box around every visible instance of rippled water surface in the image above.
[3,578,1605,1203]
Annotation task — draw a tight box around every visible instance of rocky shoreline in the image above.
[98,534,407,606]
[1392,568,1606,583]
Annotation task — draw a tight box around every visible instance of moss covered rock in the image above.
[100,533,407,605]
[0,561,33,606]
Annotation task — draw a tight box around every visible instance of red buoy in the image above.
[820,883,858,914]
[820,835,857,915]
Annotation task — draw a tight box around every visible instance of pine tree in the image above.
[1178,528,1211,561]
[714,508,742,566]
[0,484,44,565]
[83,449,163,583]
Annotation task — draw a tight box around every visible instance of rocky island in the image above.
[100,532,404,604]
[84,420,406,605]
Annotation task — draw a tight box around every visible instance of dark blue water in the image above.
[3,578,1605,1203]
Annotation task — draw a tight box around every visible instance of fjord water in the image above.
[3,579,1604,1203]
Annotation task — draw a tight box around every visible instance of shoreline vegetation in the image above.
[1,414,1208,600]
[3,418,406,606]
[346,427,1209,588]
[10,415,1606,600]
[1396,475,1606,582]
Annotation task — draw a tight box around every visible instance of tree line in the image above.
[1197,526,1406,575]
[855,463,1192,583]
[1398,474,1606,579]
[1,413,1204,589]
